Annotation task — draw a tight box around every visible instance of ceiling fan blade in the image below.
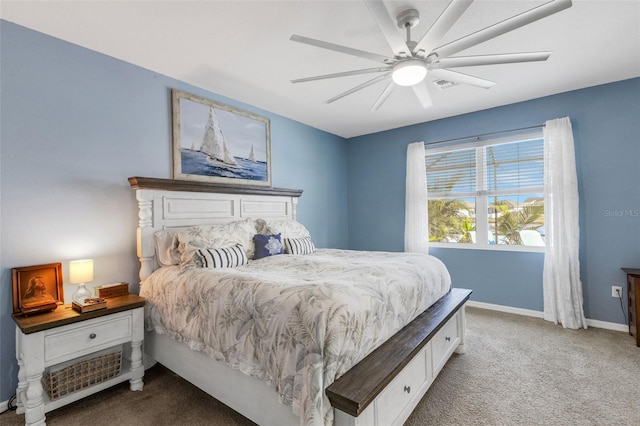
[413,0,474,58]
[290,35,394,64]
[325,72,391,104]
[432,0,572,59]
[411,82,434,108]
[429,69,495,89]
[431,51,552,69]
[371,82,396,111]
[291,67,392,84]
[365,1,411,58]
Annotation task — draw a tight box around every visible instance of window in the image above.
[425,133,544,249]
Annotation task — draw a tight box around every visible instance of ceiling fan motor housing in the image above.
[396,9,420,29]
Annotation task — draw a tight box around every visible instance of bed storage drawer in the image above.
[375,346,429,426]
[431,312,460,375]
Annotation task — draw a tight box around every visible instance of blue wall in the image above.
[0,21,347,403]
[348,78,640,324]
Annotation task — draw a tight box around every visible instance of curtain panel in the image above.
[405,141,428,253]
[543,117,587,329]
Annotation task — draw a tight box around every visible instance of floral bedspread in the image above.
[140,249,451,425]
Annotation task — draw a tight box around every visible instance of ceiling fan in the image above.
[290,0,572,111]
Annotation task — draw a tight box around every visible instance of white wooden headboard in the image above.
[129,177,303,282]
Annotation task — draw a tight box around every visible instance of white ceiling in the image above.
[2,0,639,138]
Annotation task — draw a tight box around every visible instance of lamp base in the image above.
[72,283,92,305]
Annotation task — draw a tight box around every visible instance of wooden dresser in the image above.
[622,268,640,347]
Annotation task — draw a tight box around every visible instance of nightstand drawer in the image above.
[44,313,132,363]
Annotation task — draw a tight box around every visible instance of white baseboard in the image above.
[585,318,628,332]
[467,300,544,318]
[0,400,8,414]
[467,300,629,332]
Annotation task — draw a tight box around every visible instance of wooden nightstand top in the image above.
[12,294,145,334]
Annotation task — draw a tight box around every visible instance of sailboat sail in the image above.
[248,144,256,162]
[223,142,238,166]
[200,107,238,167]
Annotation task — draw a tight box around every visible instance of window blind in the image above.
[485,139,543,192]
[425,147,476,195]
[426,137,543,196]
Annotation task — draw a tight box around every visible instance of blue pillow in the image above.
[253,234,284,259]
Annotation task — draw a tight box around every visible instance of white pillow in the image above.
[266,220,311,239]
[223,218,258,259]
[176,218,257,267]
[254,218,269,235]
[153,229,183,266]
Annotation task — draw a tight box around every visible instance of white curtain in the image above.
[404,141,429,253]
[543,117,587,329]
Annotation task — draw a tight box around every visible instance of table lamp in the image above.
[69,259,94,305]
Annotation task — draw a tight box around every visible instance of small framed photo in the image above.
[12,263,64,315]
[172,89,272,187]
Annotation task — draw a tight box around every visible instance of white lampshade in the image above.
[69,259,94,284]
[392,60,427,87]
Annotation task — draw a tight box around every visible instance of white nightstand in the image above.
[13,294,145,426]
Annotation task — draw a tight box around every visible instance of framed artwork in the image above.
[172,89,272,187]
[12,263,64,315]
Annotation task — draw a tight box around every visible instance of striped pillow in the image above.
[283,237,316,255]
[194,245,248,269]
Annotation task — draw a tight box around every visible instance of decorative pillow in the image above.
[153,229,182,266]
[176,218,257,267]
[253,234,283,260]
[194,245,249,269]
[283,237,316,255]
[266,220,311,239]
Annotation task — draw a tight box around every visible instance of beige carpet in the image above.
[2,307,639,426]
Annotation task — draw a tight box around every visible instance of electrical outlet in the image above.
[612,286,623,298]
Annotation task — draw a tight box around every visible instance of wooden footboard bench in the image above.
[327,288,472,426]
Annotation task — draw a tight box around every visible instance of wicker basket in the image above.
[43,347,122,400]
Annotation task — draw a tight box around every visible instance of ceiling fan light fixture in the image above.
[391,60,427,86]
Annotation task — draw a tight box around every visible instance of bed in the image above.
[129,176,471,426]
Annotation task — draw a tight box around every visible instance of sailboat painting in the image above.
[172,90,271,186]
